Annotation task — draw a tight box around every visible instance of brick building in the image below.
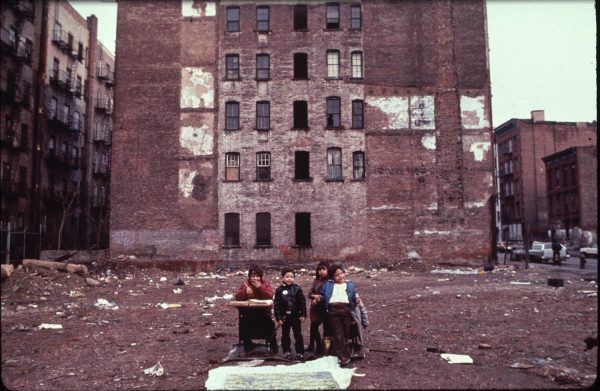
[1,0,114,257]
[112,0,494,264]
[542,146,597,244]
[494,110,597,241]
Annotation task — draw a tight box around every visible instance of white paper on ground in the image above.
[440,353,474,364]
[205,356,356,390]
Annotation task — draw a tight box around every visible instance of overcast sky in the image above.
[70,0,596,127]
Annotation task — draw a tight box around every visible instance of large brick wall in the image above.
[112,0,494,264]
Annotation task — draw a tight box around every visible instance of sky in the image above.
[70,0,597,127]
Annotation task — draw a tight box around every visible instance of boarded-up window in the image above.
[353,151,365,180]
[327,148,342,180]
[256,101,270,130]
[256,152,271,181]
[256,212,271,246]
[294,4,308,30]
[224,213,240,246]
[293,101,308,129]
[295,212,311,247]
[295,151,310,180]
[326,97,341,128]
[225,153,240,181]
[293,53,308,79]
[225,101,239,130]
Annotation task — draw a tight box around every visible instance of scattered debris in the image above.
[11,324,31,331]
[206,293,234,302]
[584,336,597,351]
[23,259,88,275]
[173,288,183,294]
[510,363,534,369]
[510,281,531,285]
[431,268,480,275]
[160,277,167,282]
[69,290,85,297]
[548,278,564,288]
[1,264,15,280]
[50,251,78,262]
[86,278,101,286]
[156,303,182,309]
[478,343,492,349]
[426,347,446,353]
[175,277,185,286]
[95,298,119,310]
[440,354,473,364]
[236,359,265,367]
[143,362,164,377]
[38,323,63,330]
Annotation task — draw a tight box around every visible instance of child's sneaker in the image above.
[284,352,293,360]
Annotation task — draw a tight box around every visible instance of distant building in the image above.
[542,146,597,244]
[0,0,113,259]
[112,0,494,264]
[493,110,597,241]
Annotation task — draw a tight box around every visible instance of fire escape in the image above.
[0,1,35,217]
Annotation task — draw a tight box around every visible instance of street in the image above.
[497,252,597,274]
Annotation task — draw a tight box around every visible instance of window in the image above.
[62,104,70,123]
[20,124,28,148]
[350,4,362,29]
[67,33,73,51]
[52,58,60,79]
[326,97,341,128]
[226,7,240,32]
[225,101,239,130]
[256,101,270,130]
[256,6,269,32]
[73,111,81,131]
[293,53,308,79]
[326,50,340,78]
[226,54,240,80]
[295,212,311,247]
[224,213,240,246]
[78,41,84,61]
[21,81,31,108]
[76,76,82,95]
[256,213,271,246]
[294,151,310,180]
[256,152,271,180]
[352,100,364,128]
[351,51,363,78]
[326,3,340,29]
[225,153,240,181]
[353,151,365,180]
[18,167,26,193]
[294,4,308,30]
[52,22,61,41]
[256,54,270,80]
[293,101,308,129]
[327,148,342,180]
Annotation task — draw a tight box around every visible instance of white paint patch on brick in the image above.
[427,201,438,210]
[179,168,197,198]
[340,245,364,258]
[369,205,410,211]
[366,96,409,129]
[465,201,486,208]
[182,0,215,17]
[407,250,420,259]
[460,96,489,129]
[411,96,435,129]
[180,126,213,156]
[469,141,491,162]
[414,230,452,235]
[181,67,214,109]
[421,134,436,150]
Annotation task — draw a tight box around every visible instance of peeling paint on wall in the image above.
[179,168,197,199]
[411,96,435,129]
[181,67,214,109]
[421,133,436,150]
[469,141,491,162]
[366,96,409,129]
[180,126,213,156]
[340,245,364,258]
[368,205,410,211]
[414,230,452,235]
[460,96,489,129]
[407,250,420,259]
[465,200,486,208]
[427,201,438,210]
[182,0,216,17]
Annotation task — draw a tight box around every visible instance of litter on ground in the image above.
[440,354,473,364]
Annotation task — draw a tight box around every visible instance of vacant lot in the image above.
[1,260,597,389]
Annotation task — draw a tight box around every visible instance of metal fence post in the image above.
[6,223,11,264]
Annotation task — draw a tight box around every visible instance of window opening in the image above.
[293,53,308,79]
[294,4,308,30]
[294,151,310,180]
[227,7,240,32]
[256,212,271,246]
[256,101,270,130]
[256,152,271,181]
[326,97,341,128]
[256,54,270,80]
[352,100,364,128]
[225,101,240,130]
[353,151,365,179]
[326,50,340,78]
[327,148,342,180]
[226,54,240,79]
[225,152,240,181]
[293,101,308,129]
[256,6,270,31]
[224,213,240,246]
[326,3,340,29]
[295,212,311,247]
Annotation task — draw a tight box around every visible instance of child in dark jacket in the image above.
[274,267,307,360]
[307,261,329,354]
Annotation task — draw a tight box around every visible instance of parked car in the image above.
[579,245,598,258]
[512,241,569,263]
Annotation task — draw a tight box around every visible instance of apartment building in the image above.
[494,110,597,241]
[0,0,40,235]
[112,0,494,264]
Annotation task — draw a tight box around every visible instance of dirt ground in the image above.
[1,259,597,390]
